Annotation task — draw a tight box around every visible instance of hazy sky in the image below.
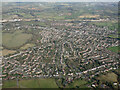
[2,0,119,2]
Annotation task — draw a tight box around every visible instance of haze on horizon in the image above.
[2,0,119,2]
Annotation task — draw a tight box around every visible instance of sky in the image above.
[1,0,119,2]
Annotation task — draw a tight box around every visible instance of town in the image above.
[1,2,120,88]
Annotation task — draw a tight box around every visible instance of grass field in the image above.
[3,78,58,88]
[89,21,118,30]
[66,79,87,88]
[20,43,35,50]
[108,35,120,39]
[3,80,17,88]
[107,46,120,53]
[98,72,118,83]
[2,49,16,56]
[79,14,99,18]
[0,47,3,50]
[114,68,120,75]
[3,31,32,49]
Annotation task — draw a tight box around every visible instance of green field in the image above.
[107,46,120,53]
[2,49,16,56]
[3,80,17,88]
[20,43,35,50]
[108,35,120,39]
[3,31,32,49]
[89,21,118,30]
[3,78,58,88]
[66,79,88,88]
[98,72,118,83]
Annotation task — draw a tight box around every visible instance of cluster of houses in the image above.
[1,15,119,89]
[2,20,119,83]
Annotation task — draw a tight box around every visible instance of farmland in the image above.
[79,14,100,18]
[88,21,118,30]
